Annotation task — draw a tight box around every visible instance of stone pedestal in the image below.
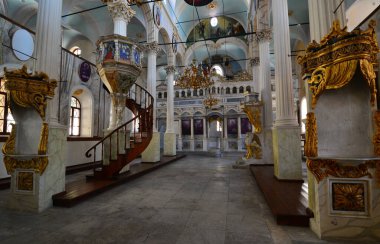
[262,128,273,164]
[272,126,302,180]
[142,132,160,163]
[164,132,176,156]
[7,126,66,212]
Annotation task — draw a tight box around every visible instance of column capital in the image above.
[165,65,176,75]
[143,41,161,54]
[255,29,272,43]
[103,0,135,22]
[250,57,260,67]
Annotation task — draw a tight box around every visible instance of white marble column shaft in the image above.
[272,0,302,180]
[308,0,346,42]
[35,0,62,124]
[165,66,175,133]
[273,0,298,127]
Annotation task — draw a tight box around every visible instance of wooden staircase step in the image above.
[53,155,186,207]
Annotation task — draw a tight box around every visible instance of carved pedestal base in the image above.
[164,132,176,156]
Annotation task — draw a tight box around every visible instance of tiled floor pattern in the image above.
[0,155,363,243]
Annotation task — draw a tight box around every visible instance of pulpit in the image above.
[298,20,380,240]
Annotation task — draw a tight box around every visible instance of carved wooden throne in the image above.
[298,20,380,240]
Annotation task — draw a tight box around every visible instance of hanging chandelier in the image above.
[203,94,219,108]
[176,60,214,89]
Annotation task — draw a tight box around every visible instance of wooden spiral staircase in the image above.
[85,83,154,179]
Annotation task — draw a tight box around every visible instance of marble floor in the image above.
[0,154,363,244]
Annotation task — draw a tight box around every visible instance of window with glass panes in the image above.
[69,97,81,136]
[0,79,14,134]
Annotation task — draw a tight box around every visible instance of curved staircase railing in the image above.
[85,83,154,179]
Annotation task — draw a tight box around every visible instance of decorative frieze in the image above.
[306,158,378,183]
[165,65,176,75]
[103,0,136,22]
[250,57,260,66]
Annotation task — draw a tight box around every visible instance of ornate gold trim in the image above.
[307,159,375,183]
[17,171,34,191]
[305,112,318,157]
[38,123,49,155]
[242,103,263,134]
[373,111,380,156]
[4,65,57,120]
[2,124,16,155]
[4,156,48,175]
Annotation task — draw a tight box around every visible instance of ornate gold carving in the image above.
[38,123,49,155]
[305,112,318,157]
[245,133,262,159]
[2,124,16,155]
[332,182,365,212]
[17,171,34,191]
[4,156,48,175]
[103,0,136,22]
[242,103,262,134]
[3,65,57,120]
[237,70,253,81]
[373,111,380,156]
[298,20,379,108]
[307,159,373,183]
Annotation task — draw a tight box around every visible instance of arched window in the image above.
[175,91,179,98]
[217,87,220,94]
[187,90,191,97]
[0,79,14,133]
[69,96,81,136]
[246,86,251,93]
[193,89,198,96]
[239,86,244,93]
[232,87,237,94]
[70,46,82,56]
[158,92,162,99]
[164,92,167,98]
[181,91,186,97]
[226,87,231,94]
[211,64,224,76]
[212,87,216,94]
[199,89,204,96]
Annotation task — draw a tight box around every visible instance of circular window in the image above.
[70,46,82,56]
[12,29,34,61]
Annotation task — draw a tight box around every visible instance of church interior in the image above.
[1,0,380,243]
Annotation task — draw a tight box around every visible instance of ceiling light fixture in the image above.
[210,17,218,27]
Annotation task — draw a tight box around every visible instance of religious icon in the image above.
[133,48,140,65]
[104,42,115,60]
[119,43,130,61]
[172,34,177,53]
[79,61,91,82]
[153,3,161,27]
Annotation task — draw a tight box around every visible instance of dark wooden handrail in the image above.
[85,83,154,171]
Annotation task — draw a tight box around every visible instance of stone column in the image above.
[6,0,66,212]
[272,0,302,180]
[164,65,176,156]
[308,0,346,43]
[237,116,242,151]
[190,117,194,150]
[256,0,274,165]
[178,119,182,151]
[203,117,207,151]
[223,117,228,151]
[250,57,260,93]
[142,42,161,163]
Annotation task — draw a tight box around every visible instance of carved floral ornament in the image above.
[255,29,272,43]
[165,65,176,75]
[306,159,380,184]
[297,20,379,109]
[143,41,162,54]
[250,57,260,66]
[102,0,136,22]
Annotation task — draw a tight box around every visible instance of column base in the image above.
[272,126,302,180]
[142,132,161,163]
[7,126,67,212]
[164,132,176,156]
